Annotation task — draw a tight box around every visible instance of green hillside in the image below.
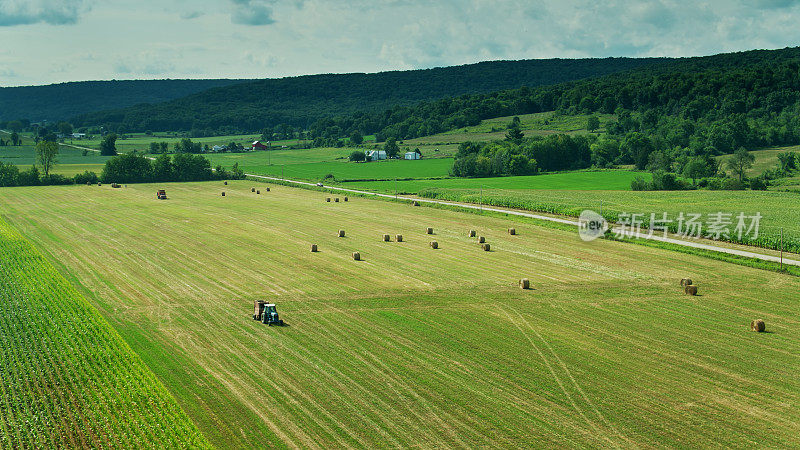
[0,79,247,122]
[72,57,670,132]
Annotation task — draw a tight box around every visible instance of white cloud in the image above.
[0,0,92,26]
[180,10,204,20]
[5,0,800,85]
[230,0,275,25]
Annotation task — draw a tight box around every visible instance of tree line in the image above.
[70,57,668,134]
[0,152,244,187]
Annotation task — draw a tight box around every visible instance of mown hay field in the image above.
[1,181,798,447]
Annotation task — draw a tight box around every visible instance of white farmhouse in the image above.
[367,150,387,161]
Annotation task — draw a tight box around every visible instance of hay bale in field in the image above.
[680,278,693,287]
[478,236,485,244]
[256,190,260,194]
[251,187,255,192]
[751,319,766,332]
[335,197,340,202]
[224,181,228,185]
[413,201,420,206]
[430,241,438,249]
[482,243,491,251]
[344,197,348,202]
[396,234,403,242]
[98,182,102,186]
[352,251,361,261]
[221,192,226,196]
[383,234,391,242]
[685,285,698,296]
[426,227,434,234]
[326,197,331,202]
[266,187,270,192]
[86,181,91,186]
[508,228,516,235]
[519,278,530,290]
[311,244,318,252]
[468,230,476,237]
[338,230,345,237]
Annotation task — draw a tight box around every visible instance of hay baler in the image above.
[253,300,284,326]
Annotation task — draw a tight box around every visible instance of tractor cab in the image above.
[253,300,284,326]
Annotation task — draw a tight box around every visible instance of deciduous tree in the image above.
[726,147,755,181]
[35,140,59,176]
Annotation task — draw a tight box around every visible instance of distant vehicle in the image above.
[253,300,284,326]
[316,182,323,187]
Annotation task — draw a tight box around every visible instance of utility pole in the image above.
[395,177,397,200]
[781,227,784,271]
[480,185,483,214]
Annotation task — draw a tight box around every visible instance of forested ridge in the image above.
[438,47,800,189]
[343,46,800,148]
[71,57,669,132]
[0,79,247,122]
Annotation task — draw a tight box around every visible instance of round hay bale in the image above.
[352,251,361,261]
[426,227,433,234]
[310,244,318,252]
[508,228,516,235]
[98,182,102,186]
[680,278,693,287]
[251,187,255,192]
[256,190,260,194]
[86,181,91,186]
[266,187,270,192]
[326,198,331,202]
[338,230,345,237]
[519,278,530,290]
[685,285,698,296]
[224,181,228,185]
[413,201,420,206]
[430,241,438,249]
[751,319,765,332]
[344,197,348,202]
[468,230,476,237]
[221,192,226,196]
[478,236,485,244]
[335,197,340,202]
[383,234,391,242]
[396,234,403,242]
[482,243,491,251]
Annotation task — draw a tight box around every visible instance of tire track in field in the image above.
[324,304,595,446]
[544,299,800,442]
[307,312,480,447]
[493,305,617,446]
[506,305,633,447]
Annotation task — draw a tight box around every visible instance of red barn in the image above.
[251,141,268,150]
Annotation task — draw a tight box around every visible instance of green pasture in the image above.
[342,170,643,192]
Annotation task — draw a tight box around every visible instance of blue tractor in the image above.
[253,300,284,326]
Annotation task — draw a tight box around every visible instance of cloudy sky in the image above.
[1,0,800,86]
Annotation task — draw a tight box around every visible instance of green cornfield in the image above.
[0,218,208,448]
